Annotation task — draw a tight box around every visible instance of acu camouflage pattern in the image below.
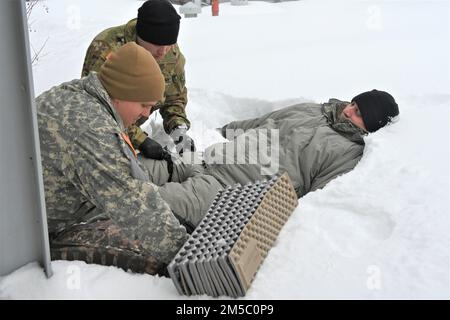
[36,73,188,273]
[51,219,167,275]
[81,19,190,148]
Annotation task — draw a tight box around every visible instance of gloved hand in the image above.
[139,137,175,181]
[138,137,166,160]
[170,125,196,155]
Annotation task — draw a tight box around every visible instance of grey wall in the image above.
[0,0,52,277]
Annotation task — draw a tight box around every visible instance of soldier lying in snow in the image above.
[205,88,399,198]
[37,43,399,275]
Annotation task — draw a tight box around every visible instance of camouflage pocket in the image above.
[171,73,185,94]
[164,80,179,97]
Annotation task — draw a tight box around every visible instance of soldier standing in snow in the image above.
[82,0,194,159]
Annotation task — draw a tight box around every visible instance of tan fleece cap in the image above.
[99,42,165,102]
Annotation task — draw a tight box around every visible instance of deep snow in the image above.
[0,0,449,299]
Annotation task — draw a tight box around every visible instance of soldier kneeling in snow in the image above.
[37,42,209,275]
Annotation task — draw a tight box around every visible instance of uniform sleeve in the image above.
[220,116,265,138]
[309,146,363,194]
[159,52,190,133]
[221,104,317,138]
[127,124,148,149]
[68,128,188,263]
[81,40,112,77]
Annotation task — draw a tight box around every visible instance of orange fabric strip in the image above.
[121,132,138,159]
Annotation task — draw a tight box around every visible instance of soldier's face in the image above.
[113,99,157,128]
[137,36,173,61]
[340,102,367,131]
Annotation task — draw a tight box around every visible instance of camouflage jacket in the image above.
[81,19,189,147]
[36,73,188,263]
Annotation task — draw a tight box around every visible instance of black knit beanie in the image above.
[136,0,181,46]
[351,89,399,132]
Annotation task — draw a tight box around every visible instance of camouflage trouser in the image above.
[49,155,260,276]
[50,158,223,276]
[50,219,167,276]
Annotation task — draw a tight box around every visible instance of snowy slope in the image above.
[0,0,449,299]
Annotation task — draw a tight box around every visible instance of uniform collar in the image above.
[322,98,366,145]
[82,73,126,131]
[124,18,179,63]
[124,19,138,43]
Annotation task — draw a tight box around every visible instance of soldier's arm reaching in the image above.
[159,52,190,134]
[158,51,195,154]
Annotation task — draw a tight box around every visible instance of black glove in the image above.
[138,137,166,160]
[139,137,175,181]
[170,126,196,155]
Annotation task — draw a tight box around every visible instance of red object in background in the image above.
[212,0,219,16]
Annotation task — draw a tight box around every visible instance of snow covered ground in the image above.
[0,0,449,299]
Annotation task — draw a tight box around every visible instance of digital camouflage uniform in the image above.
[36,73,188,275]
[81,19,189,148]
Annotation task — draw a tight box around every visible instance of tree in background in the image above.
[26,0,49,65]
